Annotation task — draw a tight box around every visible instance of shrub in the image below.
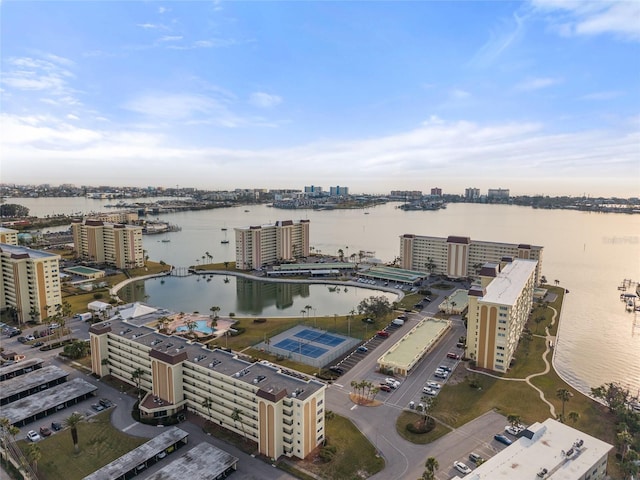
[93,292,104,299]
[406,417,435,434]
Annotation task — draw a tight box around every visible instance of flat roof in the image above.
[272,262,354,271]
[83,427,189,480]
[481,259,537,306]
[65,265,104,274]
[0,243,60,260]
[94,318,325,402]
[378,318,450,371]
[3,378,97,425]
[1,366,68,401]
[465,418,613,479]
[145,442,239,480]
[361,265,426,283]
[0,358,44,380]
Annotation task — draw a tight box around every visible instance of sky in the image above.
[1,1,639,197]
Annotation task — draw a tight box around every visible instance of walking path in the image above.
[466,306,559,418]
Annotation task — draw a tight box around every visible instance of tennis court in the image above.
[256,325,360,368]
[293,329,346,347]
[273,339,329,358]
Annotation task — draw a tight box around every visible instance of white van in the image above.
[392,318,405,326]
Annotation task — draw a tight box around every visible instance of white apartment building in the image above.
[235,220,310,270]
[466,259,537,371]
[399,234,543,283]
[456,418,613,479]
[89,319,326,460]
[0,244,62,324]
[71,219,144,269]
[0,227,19,246]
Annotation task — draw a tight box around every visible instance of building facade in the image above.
[71,220,144,269]
[399,234,543,283]
[0,228,19,246]
[235,220,310,270]
[466,259,537,371]
[89,319,326,460]
[329,186,349,196]
[0,244,62,323]
[487,188,510,200]
[464,187,480,200]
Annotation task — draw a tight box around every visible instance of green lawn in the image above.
[293,414,384,480]
[395,411,452,444]
[17,411,147,480]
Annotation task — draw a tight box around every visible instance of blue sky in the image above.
[1,1,639,196]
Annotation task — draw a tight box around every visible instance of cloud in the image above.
[166,38,241,50]
[470,11,527,67]
[249,92,282,108]
[580,91,623,101]
[530,0,640,41]
[450,89,471,99]
[137,23,169,30]
[158,6,170,14]
[158,35,183,42]
[515,77,562,91]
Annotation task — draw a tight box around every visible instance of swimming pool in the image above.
[175,320,216,335]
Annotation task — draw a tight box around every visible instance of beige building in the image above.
[0,244,62,324]
[86,211,139,224]
[0,228,19,246]
[235,220,310,270]
[400,234,543,283]
[89,319,326,460]
[71,220,144,269]
[466,259,537,372]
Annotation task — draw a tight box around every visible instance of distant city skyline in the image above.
[1,1,638,196]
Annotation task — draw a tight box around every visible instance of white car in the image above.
[454,461,472,475]
[422,387,437,395]
[27,430,41,442]
[426,381,441,389]
[505,424,525,436]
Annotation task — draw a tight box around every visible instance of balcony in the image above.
[283,409,293,417]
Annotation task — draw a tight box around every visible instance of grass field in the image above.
[17,411,148,480]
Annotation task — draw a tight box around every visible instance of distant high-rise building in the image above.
[488,188,510,200]
[389,190,422,200]
[304,186,323,197]
[464,188,481,200]
[430,187,442,196]
[0,244,62,323]
[71,220,144,269]
[329,186,349,196]
[235,220,310,270]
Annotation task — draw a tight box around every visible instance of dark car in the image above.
[32,341,44,348]
[329,366,344,375]
[8,329,22,338]
[17,336,27,343]
[51,422,62,432]
[494,434,513,446]
[99,398,113,408]
[91,404,105,412]
[39,426,52,437]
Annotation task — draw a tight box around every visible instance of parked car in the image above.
[494,433,513,446]
[454,461,472,474]
[17,336,27,343]
[505,424,525,436]
[362,318,374,324]
[39,426,52,437]
[439,365,453,372]
[26,430,41,442]
[379,384,392,392]
[377,330,389,338]
[447,352,461,359]
[32,341,44,348]
[469,452,484,463]
[357,346,368,353]
[434,371,448,379]
[99,398,113,408]
[91,403,105,412]
[8,329,22,338]
[26,335,35,341]
[426,381,441,389]
[51,422,63,431]
[422,387,437,395]
[329,366,344,375]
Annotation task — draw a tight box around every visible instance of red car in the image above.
[446,352,460,359]
[39,426,52,437]
[379,384,392,392]
[377,331,389,338]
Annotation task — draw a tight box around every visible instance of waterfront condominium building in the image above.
[0,227,19,246]
[0,243,62,324]
[71,219,144,269]
[466,259,537,372]
[399,234,544,284]
[89,319,326,460]
[235,220,310,270]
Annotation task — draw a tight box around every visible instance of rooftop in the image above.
[1,365,68,401]
[480,259,537,306]
[0,358,44,379]
[0,243,60,260]
[464,418,613,479]
[144,442,239,480]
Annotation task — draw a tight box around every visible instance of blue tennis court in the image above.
[273,339,328,358]
[293,329,346,347]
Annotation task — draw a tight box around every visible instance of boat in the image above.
[221,227,227,231]
[161,239,171,243]
[221,240,229,244]
[244,210,250,212]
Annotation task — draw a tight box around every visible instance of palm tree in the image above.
[157,316,170,332]
[65,412,84,453]
[556,388,573,422]
[27,443,41,472]
[185,319,197,338]
[419,396,436,430]
[231,408,247,441]
[554,279,560,286]
[0,417,10,462]
[205,251,212,263]
[507,414,521,429]
[132,367,145,400]
[224,261,229,270]
[424,457,439,479]
[201,397,213,423]
[567,411,580,425]
[337,248,344,262]
[617,428,633,462]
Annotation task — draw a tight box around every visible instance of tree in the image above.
[63,340,90,359]
[357,296,393,320]
[554,279,560,286]
[534,315,546,334]
[224,261,229,270]
[201,397,213,423]
[337,248,344,262]
[0,417,10,462]
[422,457,439,480]
[231,408,247,441]
[205,251,212,263]
[507,414,522,429]
[0,203,30,217]
[132,368,145,400]
[419,396,436,430]
[567,411,580,424]
[157,316,170,332]
[185,319,197,338]
[64,412,84,453]
[209,306,220,332]
[27,443,41,472]
[556,388,573,421]
[591,382,630,413]
[617,427,633,462]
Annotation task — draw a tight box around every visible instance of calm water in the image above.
[11,197,640,396]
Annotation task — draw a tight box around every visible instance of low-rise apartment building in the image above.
[89,319,326,460]
[235,220,310,270]
[399,234,543,283]
[71,219,144,269]
[0,243,61,323]
[466,259,537,371]
[0,227,19,246]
